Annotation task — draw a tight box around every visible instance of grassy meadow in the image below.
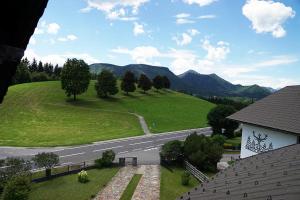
[0,81,215,147]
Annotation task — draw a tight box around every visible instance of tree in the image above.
[32,152,59,178]
[121,71,136,95]
[37,61,44,72]
[53,64,61,78]
[95,150,116,168]
[162,76,171,89]
[153,75,164,90]
[138,74,152,93]
[184,133,223,172]
[95,70,118,98]
[31,72,49,82]
[160,140,183,164]
[61,58,91,100]
[2,175,31,200]
[211,134,226,146]
[12,59,31,84]
[29,58,38,72]
[207,105,239,138]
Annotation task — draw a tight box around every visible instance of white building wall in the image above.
[241,124,298,158]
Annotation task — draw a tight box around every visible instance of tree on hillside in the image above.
[29,58,38,72]
[153,75,164,90]
[121,71,136,95]
[95,70,118,98]
[162,76,171,89]
[32,152,59,178]
[61,58,91,100]
[138,74,152,93]
[207,105,239,138]
[37,61,44,72]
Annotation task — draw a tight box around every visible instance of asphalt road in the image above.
[0,127,212,165]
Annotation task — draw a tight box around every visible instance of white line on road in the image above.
[129,141,153,146]
[132,148,142,152]
[143,147,158,152]
[118,151,129,154]
[60,152,85,158]
[93,145,123,152]
[156,135,184,141]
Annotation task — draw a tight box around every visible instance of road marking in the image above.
[143,147,158,152]
[118,151,129,154]
[60,152,85,158]
[156,135,184,141]
[93,145,123,152]
[129,141,153,146]
[132,148,142,152]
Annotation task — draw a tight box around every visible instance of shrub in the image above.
[160,140,183,165]
[32,152,59,178]
[2,175,31,200]
[95,150,115,168]
[184,133,223,172]
[181,171,191,186]
[78,170,89,183]
[211,134,226,146]
[31,72,50,82]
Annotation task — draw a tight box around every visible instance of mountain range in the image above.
[90,63,272,99]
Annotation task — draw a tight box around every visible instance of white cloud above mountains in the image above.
[175,13,216,24]
[58,35,78,42]
[47,23,60,34]
[81,0,149,21]
[172,29,199,46]
[242,0,296,38]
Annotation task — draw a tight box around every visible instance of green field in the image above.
[29,168,119,200]
[160,167,199,200]
[0,81,215,147]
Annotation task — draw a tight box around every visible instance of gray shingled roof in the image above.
[228,85,300,135]
[179,144,300,200]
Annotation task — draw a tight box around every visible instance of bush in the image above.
[31,72,50,82]
[77,170,89,183]
[211,134,226,146]
[181,171,191,186]
[184,133,223,172]
[160,140,183,165]
[95,150,115,168]
[2,175,31,200]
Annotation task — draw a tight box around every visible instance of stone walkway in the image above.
[94,165,160,200]
[94,166,137,200]
[132,165,160,200]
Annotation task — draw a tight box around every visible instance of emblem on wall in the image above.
[245,131,273,153]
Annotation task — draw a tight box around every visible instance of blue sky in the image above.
[25,0,300,88]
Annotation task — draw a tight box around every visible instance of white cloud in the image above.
[175,13,195,24]
[24,49,100,66]
[133,22,145,36]
[47,23,60,34]
[34,28,44,35]
[183,0,217,7]
[29,38,36,45]
[111,46,161,64]
[198,14,216,19]
[202,39,230,61]
[242,0,296,38]
[58,34,78,42]
[172,29,199,46]
[81,0,149,21]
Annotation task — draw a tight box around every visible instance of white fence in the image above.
[185,161,209,182]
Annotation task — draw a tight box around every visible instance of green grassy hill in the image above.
[0,81,215,147]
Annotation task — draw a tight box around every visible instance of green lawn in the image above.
[120,174,142,200]
[29,168,119,200]
[225,137,241,146]
[160,167,199,200]
[0,81,214,146]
